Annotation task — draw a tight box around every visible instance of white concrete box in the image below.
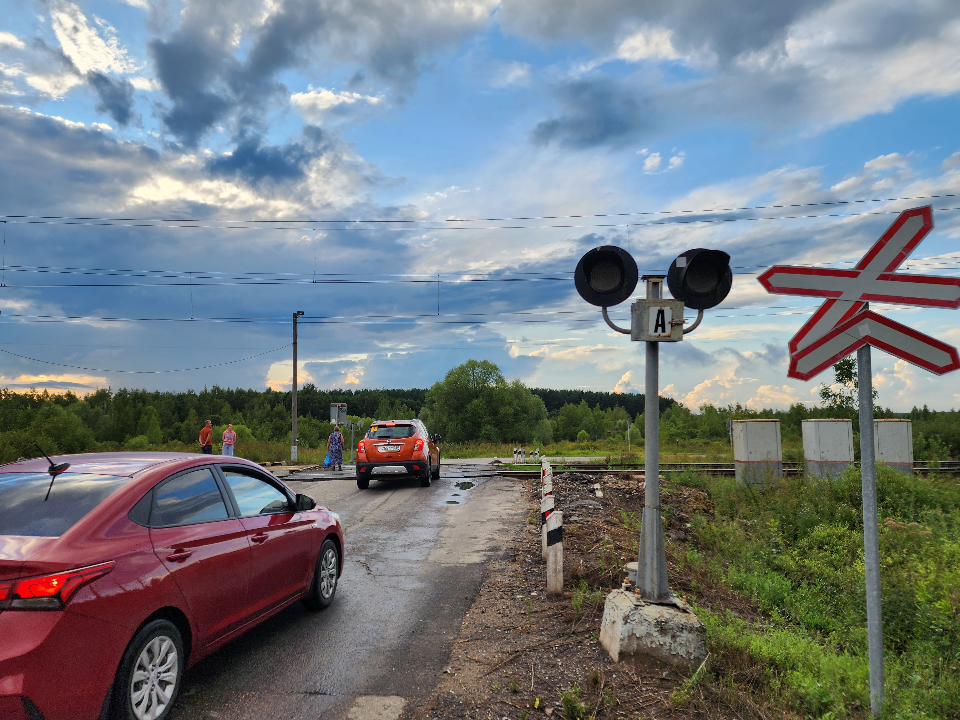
[802,419,854,479]
[874,419,913,474]
[732,420,782,486]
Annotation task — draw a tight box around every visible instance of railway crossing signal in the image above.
[758,205,960,379]
[759,205,960,717]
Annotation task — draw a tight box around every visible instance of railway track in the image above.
[497,460,960,479]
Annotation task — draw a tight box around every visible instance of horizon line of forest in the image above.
[0,357,956,463]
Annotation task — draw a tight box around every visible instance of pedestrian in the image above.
[327,425,344,471]
[222,423,237,456]
[199,420,213,454]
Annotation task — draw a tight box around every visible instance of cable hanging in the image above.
[3,191,957,225]
[0,344,291,374]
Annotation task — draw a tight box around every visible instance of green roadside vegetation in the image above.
[3,356,960,465]
[671,467,960,719]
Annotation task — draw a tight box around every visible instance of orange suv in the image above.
[355,420,440,489]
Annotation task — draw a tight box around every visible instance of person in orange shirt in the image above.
[199,420,213,454]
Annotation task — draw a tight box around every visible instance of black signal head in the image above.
[667,248,732,310]
[574,246,639,307]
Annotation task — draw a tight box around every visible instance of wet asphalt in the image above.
[168,464,522,720]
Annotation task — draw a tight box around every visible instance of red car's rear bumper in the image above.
[0,609,126,720]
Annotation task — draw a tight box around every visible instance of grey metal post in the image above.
[637,277,669,601]
[291,311,303,462]
[350,422,355,464]
[857,341,885,715]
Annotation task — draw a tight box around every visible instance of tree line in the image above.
[1,358,955,463]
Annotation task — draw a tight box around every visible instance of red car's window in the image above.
[221,469,291,516]
[0,472,127,537]
[151,468,229,527]
[366,424,416,439]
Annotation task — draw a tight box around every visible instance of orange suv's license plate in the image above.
[379,445,401,452]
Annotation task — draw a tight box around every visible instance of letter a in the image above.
[654,308,667,334]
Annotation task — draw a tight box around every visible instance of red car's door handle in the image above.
[251,533,269,544]
[166,549,193,562]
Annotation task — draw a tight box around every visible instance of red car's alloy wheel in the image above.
[114,619,184,720]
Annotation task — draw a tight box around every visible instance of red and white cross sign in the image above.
[758,206,960,380]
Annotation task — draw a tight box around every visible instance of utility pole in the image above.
[291,310,304,462]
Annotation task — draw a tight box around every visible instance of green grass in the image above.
[681,466,960,719]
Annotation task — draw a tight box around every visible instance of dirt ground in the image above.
[402,472,797,720]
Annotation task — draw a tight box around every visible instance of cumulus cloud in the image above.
[531,77,650,148]
[522,1,960,147]
[291,87,384,125]
[88,71,136,126]
[615,26,681,63]
[612,370,635,393]
[0,32,26,49]
[50,2,139,75]
[643,152,661,172]
[148,0,495,146]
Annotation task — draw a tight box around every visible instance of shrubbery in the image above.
[685,467,960,719]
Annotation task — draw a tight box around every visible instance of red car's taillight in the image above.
[0,561,114,610]
[358,440,366,454]
[413,438,424,453]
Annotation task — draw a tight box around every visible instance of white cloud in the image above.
[0,32,26,49]
[491,61,531,87]
[612,370,636,393]
[943,151,960,171]
[668,152,685,170]
[643,152,661,172]
[616,26,681,63]
[92,122,112,131]
[120,0,150,9]
[129,76,160,91]
[49,2,139,75]
[290,87,384,125]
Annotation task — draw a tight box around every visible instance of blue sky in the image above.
[2,0,960,411]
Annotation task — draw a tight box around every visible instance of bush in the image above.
[685,466,960,719]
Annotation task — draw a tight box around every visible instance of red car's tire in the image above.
[303,537,340,611]
[111,619,185,720]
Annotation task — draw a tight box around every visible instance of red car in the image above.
[0,452,343,720]
[355,419,440,489]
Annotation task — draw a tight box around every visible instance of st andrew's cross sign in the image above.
[758,206,960,379]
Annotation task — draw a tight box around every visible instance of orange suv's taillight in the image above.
[0,561,114,610]
[413,438,424,453]
[358,440,366,454]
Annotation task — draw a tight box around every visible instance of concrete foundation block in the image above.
[599,590,706,667]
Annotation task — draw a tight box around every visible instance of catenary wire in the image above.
[3,192,957,224]
[3,205,960,232]
[0,344,290,374]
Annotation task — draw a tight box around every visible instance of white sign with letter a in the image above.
[632,299,684,342]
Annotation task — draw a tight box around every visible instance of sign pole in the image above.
[637,277,669,601]
[857,338,885,715]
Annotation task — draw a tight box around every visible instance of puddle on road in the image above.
[440,465,491,507]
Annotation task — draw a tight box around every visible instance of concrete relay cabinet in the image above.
[874,419,913,474]
[732,419,782,485]
[802,419,854,479]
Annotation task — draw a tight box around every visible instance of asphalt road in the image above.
[168,464,522,720]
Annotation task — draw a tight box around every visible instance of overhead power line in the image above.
[3,205,960,232]
[3,192,957,225]
[0,344,290,374]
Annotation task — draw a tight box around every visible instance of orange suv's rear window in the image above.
[367,424,416,439]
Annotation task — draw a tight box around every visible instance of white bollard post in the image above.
[545,511,563,596]
[541,495,555,559]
